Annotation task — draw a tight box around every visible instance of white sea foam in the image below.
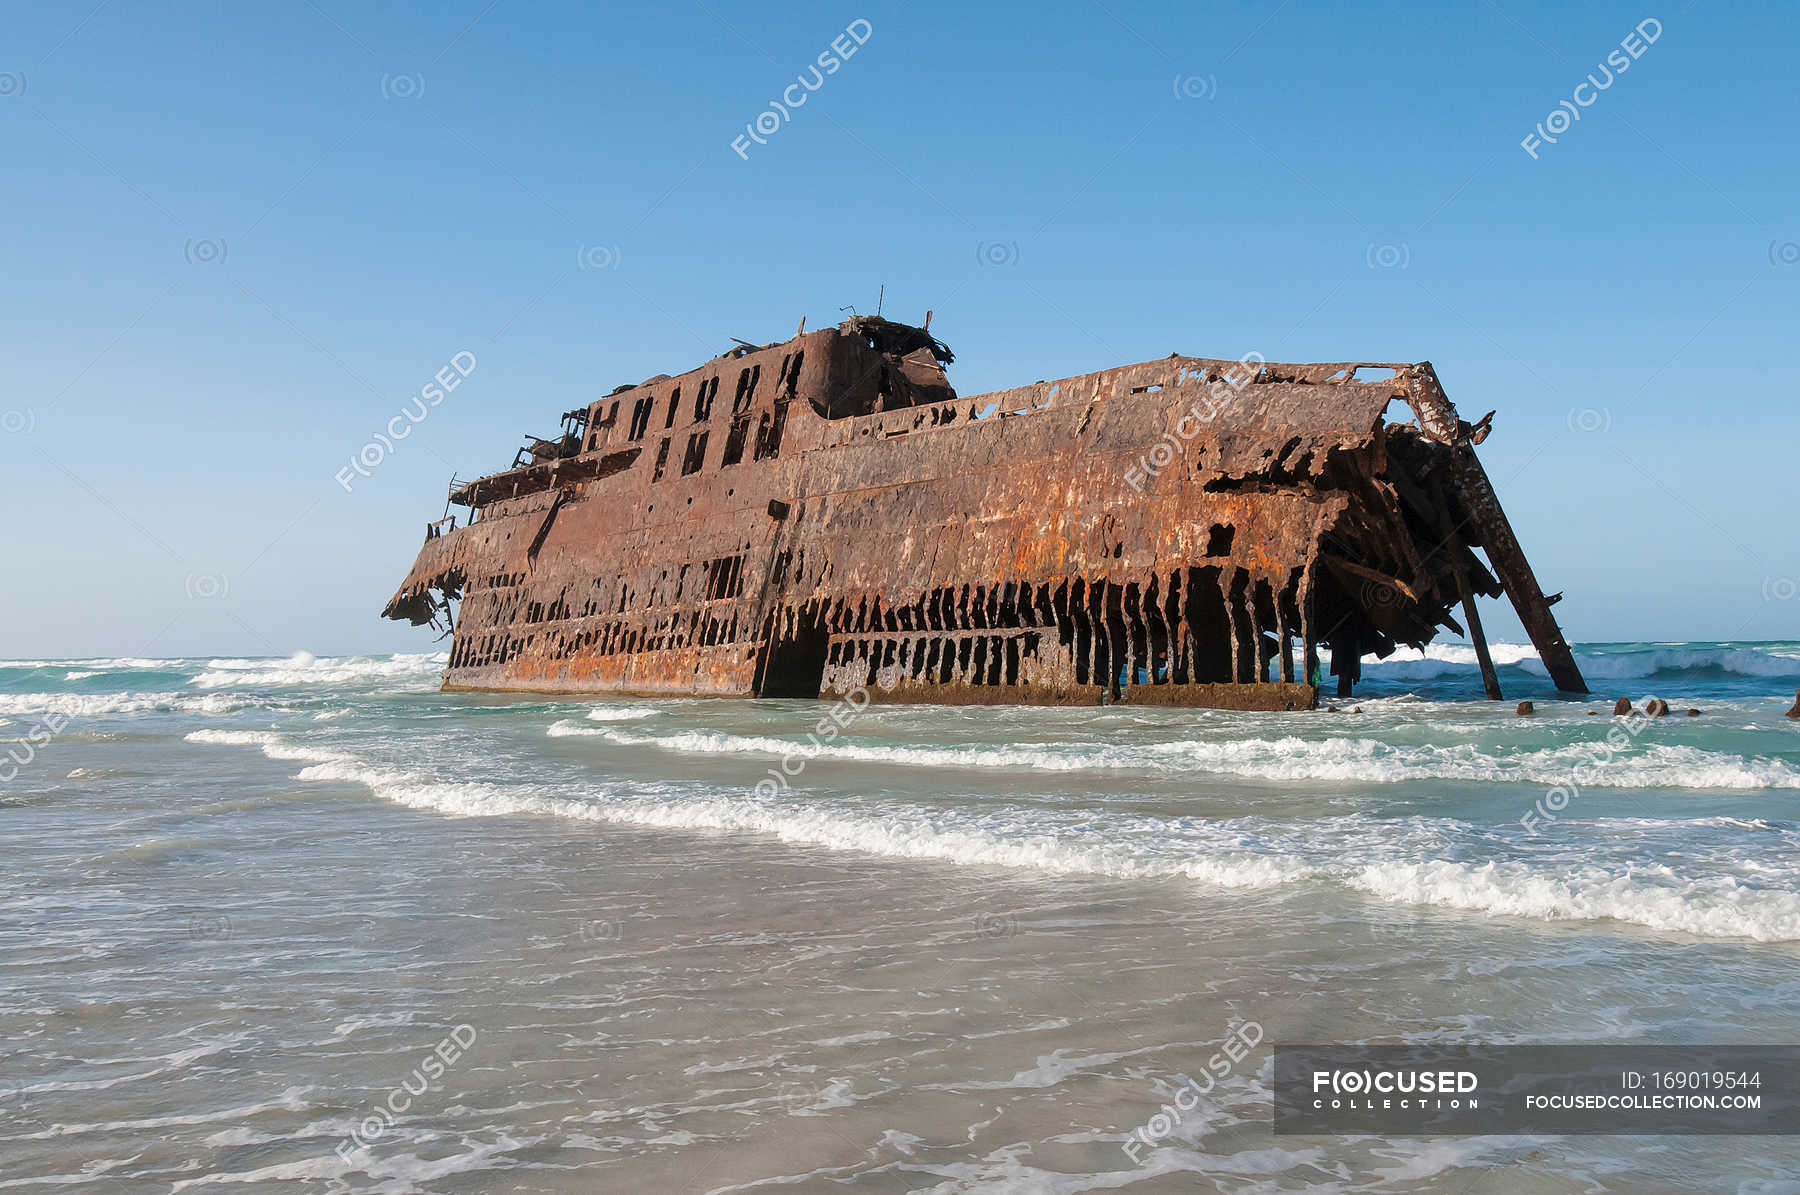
[584,705,659,722]
[0,656,184,671]
[182,729,1800,942]
[1359,642,1800,682]
[547,709,659,736]
[183,728,353,765]
[574,725,1800,790]
[170,1133,525,1193]
[305,756,1313,892]
[1356,642,1543,680]
[1558,646,1800,680]
[1354,859,1800,943]
[190,652,447,689]
[188,729,1311,890]
[0,691,247,718]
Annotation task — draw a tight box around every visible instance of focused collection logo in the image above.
[1311,1068,1479,1111]
[1277,1045,1793,1135]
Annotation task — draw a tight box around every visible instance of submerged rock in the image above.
[1516,701,1535,716]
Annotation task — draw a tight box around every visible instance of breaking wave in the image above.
[0,657,186,671]
[0,692,248,718]
[1355,643,1542,680]
[570,725,1800,790]
[546,708,660,736]
[1571,646,1800,681]
[187,729,1308,889]
[183,728,354,765]
[1361,642,1800,683]
[1353,859,1800,943]
[584,706,660,722]
[190,652,447,690]
[182,729,1800,942]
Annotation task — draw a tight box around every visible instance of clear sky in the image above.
[3,0,1795,659]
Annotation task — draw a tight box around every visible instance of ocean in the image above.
[4,642,1799,1192]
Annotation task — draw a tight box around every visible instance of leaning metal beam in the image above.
[1404,363,1588,694]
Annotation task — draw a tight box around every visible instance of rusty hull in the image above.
[383,317,1586,708]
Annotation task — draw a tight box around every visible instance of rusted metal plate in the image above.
[383,318,1585,707]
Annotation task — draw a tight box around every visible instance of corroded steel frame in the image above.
[385,320,1585,708]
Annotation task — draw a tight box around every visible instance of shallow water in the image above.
[3,643,1799,1191]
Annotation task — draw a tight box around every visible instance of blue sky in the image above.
[3,0,1795,659]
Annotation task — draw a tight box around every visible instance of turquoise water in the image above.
[3,642,1799,1190]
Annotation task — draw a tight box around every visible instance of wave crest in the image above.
[190,652,447,690]
[1362,642,1800,682]
[572,725,1800,790]
[0,692,247,717]
[183,729,1800,942]
[1354,859,1800,943]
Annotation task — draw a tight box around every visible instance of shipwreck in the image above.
[384,314,1587,709]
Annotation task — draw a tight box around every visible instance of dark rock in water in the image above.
[1687,708,1702,717]
[1788,691,1800,719]
[1516,701,1535,716]
[1613,697,1633,716]
[1326,705,1339,713]
[1353,707,1362,714]
[1642,698,1669,717]
[1587,710,1600,716]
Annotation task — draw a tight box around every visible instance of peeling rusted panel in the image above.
[382,320,1585,707]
